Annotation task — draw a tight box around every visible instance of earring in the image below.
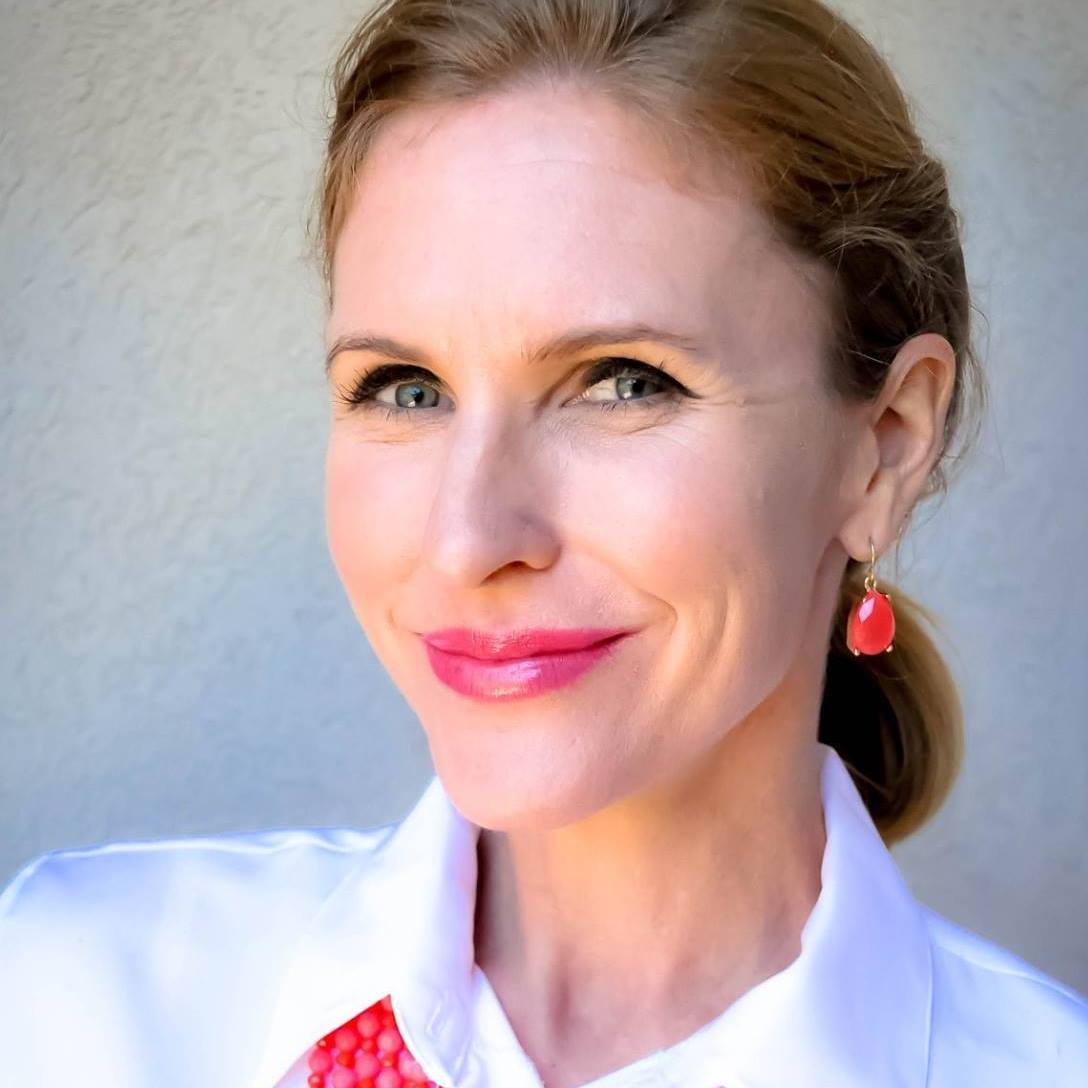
[846,536,896,656]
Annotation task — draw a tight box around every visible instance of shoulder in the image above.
[920,904,1088,1084]
[1,820,396,938]
[0,822,399,1077]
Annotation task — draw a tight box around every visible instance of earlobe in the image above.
[837,474,901,568]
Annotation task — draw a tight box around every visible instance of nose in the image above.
[419,411,561,587]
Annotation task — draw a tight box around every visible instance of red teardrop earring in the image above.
[846,537,896,656]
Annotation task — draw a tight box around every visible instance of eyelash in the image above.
[332,357,688,421]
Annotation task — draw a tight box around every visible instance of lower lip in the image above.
[422,634,631,701]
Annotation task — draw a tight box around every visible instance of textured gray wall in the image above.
[1,0,1085,991]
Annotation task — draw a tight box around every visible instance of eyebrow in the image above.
[324,322,709,377]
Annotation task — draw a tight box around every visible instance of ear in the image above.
[837,332,957,561]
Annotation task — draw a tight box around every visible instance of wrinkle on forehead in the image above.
[366,79,742,194]
[353,83,817,300]
[354,89,767,260]
[334,83,835,380]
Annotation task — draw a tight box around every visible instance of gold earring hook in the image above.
[863,536,878,593]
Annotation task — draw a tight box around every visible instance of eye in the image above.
[574,357,686,413]
[332,363,446,421]
[331,357,689,419]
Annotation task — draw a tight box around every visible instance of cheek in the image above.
[571,416,816,603]
[324,435,421,628]
[570,414,826,696]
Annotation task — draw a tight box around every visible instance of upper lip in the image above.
[421,627,632,661]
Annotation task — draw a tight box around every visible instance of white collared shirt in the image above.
[1,742,1086,1087]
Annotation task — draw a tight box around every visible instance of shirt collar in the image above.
[249,742,933,1088]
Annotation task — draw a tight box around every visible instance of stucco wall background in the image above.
[1,0,1085,990]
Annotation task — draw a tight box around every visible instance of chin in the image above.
[434,752,610,832]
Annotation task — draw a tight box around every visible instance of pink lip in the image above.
[423,627,630,660]
[420,627,634,701]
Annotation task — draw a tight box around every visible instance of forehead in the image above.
[327,83,827,367]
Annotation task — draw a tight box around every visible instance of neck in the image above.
[472,712,827,1088]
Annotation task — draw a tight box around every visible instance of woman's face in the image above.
[325,83,857,828]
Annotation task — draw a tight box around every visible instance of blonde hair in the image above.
[310,0,989,845]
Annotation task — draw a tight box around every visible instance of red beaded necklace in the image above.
[304,994,445,1088]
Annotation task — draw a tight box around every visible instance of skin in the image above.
[324,81,955,1088]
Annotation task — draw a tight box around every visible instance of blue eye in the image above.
[332,357,688,420]
[576,357,683,413]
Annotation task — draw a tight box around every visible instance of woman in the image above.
[2,0,1085,1085]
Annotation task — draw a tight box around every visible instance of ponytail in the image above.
[820,558,965,846]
